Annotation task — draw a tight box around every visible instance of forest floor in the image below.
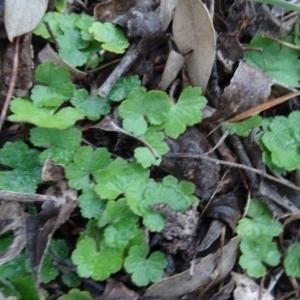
[1,0,300,299]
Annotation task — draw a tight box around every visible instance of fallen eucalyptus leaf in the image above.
[172,0,216,92]
[4,0,48,42]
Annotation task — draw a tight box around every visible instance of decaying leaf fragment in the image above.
[161,127,220,199]
[232,272,274,300]
[26,179,78,293]
[172,0,216,92]
[216,60,273,120]
[144,236,240,299]
[0,201,26,265]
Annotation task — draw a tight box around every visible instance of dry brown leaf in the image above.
[4,0,48,42]
[97,279,138,300]
[232,272,274,300]
[159,50,185,91]
[216,60,273,120]
[172,0,216,92]
[144,236,240,299]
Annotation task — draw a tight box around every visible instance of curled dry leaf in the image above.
[232,272,274,300]
[172,0,216,92]
[42,158,65,182]
[4,0,48,42]
[144,236,240,299]
[0,201,26,265]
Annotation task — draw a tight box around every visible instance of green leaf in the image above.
[31,61,75,107]
[134,127,170,168]
[89,22,129,53]
[108,76,141,102]
[61,271,81,288]
[224,115,262,137]
[58,289,93,300]
[0,142,42,193]
[72,235,123,281]
[259,111,300,171]
[66,146,111,190]
[124,244,167,286]
[99,199,140,249]
[30,127,82,165]
[55,0,67,12]
[0,237,28,280]
[237,199,282,278]
[75,15,94,41]
[57,29,90,67]
[245,34,300,87]
[71,89,110,121]
[33,12,64,39]
[142,209,165,232]
[79,185,107,219]
[144,175,197,211]
[163,87,207,139]
[119,87,172,136]
[284,243,300,277]
[239,238,281,278]
[236,199,283,239]
[9,98,84,129]
[40,252,59,284]
[94,158,150,200]
[11,276,39,300]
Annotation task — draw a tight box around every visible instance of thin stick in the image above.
[165,153,300,193]
[0,190,57,202]
[262,34,300,51]
[226,90,300,123]
[0,36,20,132]
[98,43,141,98]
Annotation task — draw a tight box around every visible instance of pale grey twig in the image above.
[0,190,57,202]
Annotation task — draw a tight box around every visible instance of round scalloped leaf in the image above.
[260,111,300,171]
[89,22,129,53]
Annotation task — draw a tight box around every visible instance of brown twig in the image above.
[0,36,20,132]
[98,43,141,98]
[165,153,300,193]
[0,190,57,202]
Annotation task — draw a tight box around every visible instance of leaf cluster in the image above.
[258,111,300,173]
[33,12,129,68]
[118,86,207,167]
[70,154,198,285]
[236,199,282,278]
